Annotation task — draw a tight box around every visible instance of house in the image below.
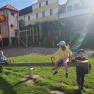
[0,4,19,46]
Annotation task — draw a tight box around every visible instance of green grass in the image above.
[9,55,51,63]
[0,56,94,94]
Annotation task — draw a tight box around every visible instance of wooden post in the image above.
[17,31,20,47]
[39,24,42,46]
[35,25,38,43]
[9,36,12,47]
[29,28,32,46]
[39,24,42,39]
[32,26,35,43]
[25,29,28,47]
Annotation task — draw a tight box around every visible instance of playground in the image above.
[0,47,94,94]
[0,1,94,94]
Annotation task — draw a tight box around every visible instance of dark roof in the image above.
[0,4,18,12]
[19,5,32,16]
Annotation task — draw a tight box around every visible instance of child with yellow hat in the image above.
[51,41,72,78]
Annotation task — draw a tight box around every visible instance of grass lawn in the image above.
[9,55,51,63]
[0,56,94,94]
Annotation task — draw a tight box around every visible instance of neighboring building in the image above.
[19,0,94,47]
[0,4,19,46]
[18,0,61,47]
[19,0,93,47]
[59,0,93,18]
[19,0,59,26]
[59,0,94,49]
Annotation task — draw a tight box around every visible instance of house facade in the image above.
[18,0,94,48]
[19,0,61,47]
[59,0,94,49]
[19,0,59,25]
[0,4,19,47]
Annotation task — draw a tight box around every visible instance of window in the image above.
[74,4,81,10]
[39,3,41,8]
[15,31,18,36]
[10,24,14,28]
[36,13,38,19]
[28,16,30,21]
[11,12,15,16]
[60,5,66,13]
[42,11,45,17]
[67,5,72,11]
[50,9,53,15]
[24,16,25,21]
[46,0,48,5]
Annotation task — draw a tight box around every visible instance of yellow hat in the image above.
[57,41,66,46]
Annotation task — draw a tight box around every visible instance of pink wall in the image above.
[0,9,19,38]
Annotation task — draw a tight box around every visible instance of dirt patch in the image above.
[21,75,43,85]
[14,75,43,86]
[51,90,64,94]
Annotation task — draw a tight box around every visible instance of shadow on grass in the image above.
[14,77,30,86]
[0,76,16,94]
[65,89,82,94]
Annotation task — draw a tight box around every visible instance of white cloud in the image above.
[59,0,67,4]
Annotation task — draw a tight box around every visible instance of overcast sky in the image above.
[0,0,67,10]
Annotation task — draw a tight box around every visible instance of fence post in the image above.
[28,68,34,78]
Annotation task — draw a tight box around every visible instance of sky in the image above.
[0,0,67,10]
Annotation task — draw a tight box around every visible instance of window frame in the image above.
[36,13,38,19]
[28,16,30,21]
[50,9,53,15]
[42,11,45,17]
[46,0,48,5]
[39,3,41,8]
